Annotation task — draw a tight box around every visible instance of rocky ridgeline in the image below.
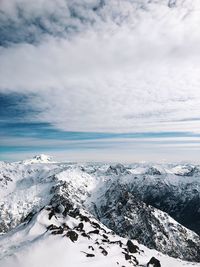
[91,182,200,262]
[43,197,161,267]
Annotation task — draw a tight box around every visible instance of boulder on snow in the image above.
[147,257,161,267]
[75,222,84,231]
[99,246,108,256]
[47,224,64,235]
[88,229,99,235]
[66,230,78,242]
[47,224,58,231]
[79,214,90,222]
[51,226,64,235]
[81,232,90,239]
[126,240,139,253]
[81,251,95,257]
[123,252,131,260]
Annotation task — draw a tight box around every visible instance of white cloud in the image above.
[1,0,200,133]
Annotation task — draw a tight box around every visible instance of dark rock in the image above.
[123,253,131,260]
[127,240,139,253]
[99,246,108,256]
[81,252,95,257]
[47,224,64,235]
[66,230,78,242]
[79,214,90,222]
[75,222,84,231]
[63,202,74,216]
[48,210,55,220]
[91,222,101,229]
[62,223,70,230]
[88,229,99,235]
[51,226,64,235]
[102,234,108,239]
[85,253,95,257]
[81,232,90,239]
[23,211,36,223]
[47,224,58,231]
[147,257,161,267]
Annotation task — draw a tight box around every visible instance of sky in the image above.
[1,0,200,163]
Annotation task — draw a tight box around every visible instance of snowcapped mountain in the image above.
[0,155,200,266]
[117,164,200,236]
[19,154,57,165]
[89,178,200,262]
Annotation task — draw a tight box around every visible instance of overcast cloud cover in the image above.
[1,0,200,161]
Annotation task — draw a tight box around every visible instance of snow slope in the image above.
[87,176,200,262]
[0,195,198,267]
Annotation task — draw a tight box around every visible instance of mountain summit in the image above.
[20,154,56,164]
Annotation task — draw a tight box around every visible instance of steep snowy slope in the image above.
[88,179,200,261]
[85,162,200,235]
[119,164,200,235]
[0,199,198,267]
[1,155,200,266]
[0,160,59,232]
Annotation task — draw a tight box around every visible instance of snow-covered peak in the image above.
[20,154,56,165]
[170,165,199,176]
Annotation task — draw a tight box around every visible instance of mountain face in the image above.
[117,164,200,236]
[0,156,200,266]
[89,180,200,262]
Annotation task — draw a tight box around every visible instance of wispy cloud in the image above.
[1,0,200,161]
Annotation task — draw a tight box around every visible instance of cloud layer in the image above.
[1,0,200,135]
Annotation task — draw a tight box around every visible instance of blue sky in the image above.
[1,92,200,162]
[1,0,200,162]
